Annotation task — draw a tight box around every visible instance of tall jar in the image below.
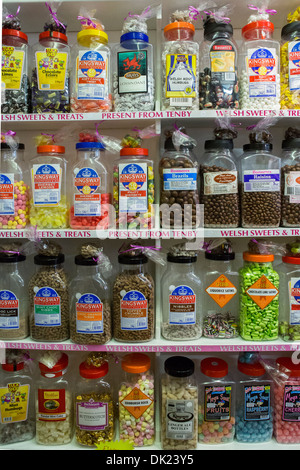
[70,28,112,113]
[0,251,29,340]
[161,253,202,341]
[0,143,30,229]
[31,31,70,113]
[2,29,30,114]
[75,360,114,447]
[113,148,154,229]
[281,138,300,227]
[239,143,281,228]
[162,22,199,110]
[198,357,235,445]
[200,139,239,227]
[280,22,300,109]
[113,32,155,111]
[112,253,155,342]
[29,252,69,342]
[199,19,239,109]
[69,254,112,345]
[279,254,300,341]
[239,252,279,341]
[35,353,73,445]
[239,19,280,110]
[70,142,110,230]
[161,356,198,450]
[119,353,154,447]
[29,144,68,229]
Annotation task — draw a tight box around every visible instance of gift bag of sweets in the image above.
[31,2,70,113]
[281,127,300,227]
[281,7,300,109]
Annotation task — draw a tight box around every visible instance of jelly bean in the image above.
[29,195,68,229]
[198,409,235,444]
[236,407,273,443]
[69,194,111,230]
[0,181,30,229]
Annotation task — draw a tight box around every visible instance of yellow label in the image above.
[2,46,25,90]
[35,48,68,91]
[0,382,30,424]
[95,440,134,450]
[165,54,197,98]
[246,275,279,310]
[210,51,235,72]
[43,390,60,400]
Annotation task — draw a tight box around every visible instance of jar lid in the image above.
[77,29,108,46]
[276,357,300,378]
[118,253,148,265]
[201,357,228,378]
[203,21,233,38]
[120,32,149,43]
[167,254,197,263]
[2,28,28,42]
[0,252,26,263]
[164,21,195,35]
[238,359,266,377]
[204,139,234,150]
[76,142,105,150]
[120,147,148,156]
[39,30,68,43]
[2,362,24,372]
[282,138,300,149]
[122,353,151,373]
[79,360,108,379]
[75,254,98,266]
[164,356,195,377]
[243,143,273,152]
[205,251,235,261]
[1,142,25,150]
[243,252,274,262]
[281,21,300,39]
[282,255,300,265]
[34,253,65,265]
[39,353,68,377]
[37,145,65,154]
[242,20,274,38]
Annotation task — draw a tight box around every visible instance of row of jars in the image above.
[1,351,300,448]
[3,13,300,114]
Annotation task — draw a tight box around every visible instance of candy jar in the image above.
[29,144,68,229]
[198,357,235,444]
[161,356,198,450]
[0,142,30,229]
[119,353,154,447]
[281,21,300,109]
[281,137,300,227]
[279,254,300,341]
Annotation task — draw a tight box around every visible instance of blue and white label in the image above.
[289,278,300,325]
[289,41,300,91]
[76,293,103,334]
[77,50,107,100]
[120,290,148,331]
[74,167,101,217]
[244,384,271,421]
[243,170,280,192]
[0,290,19,330]
[169,285,196,325]
[119,162,148,213]
[163,168,197,191]
[247,47,278,98]
[32,164,61,206]
[34,286,61,326]
[0,173,14,215]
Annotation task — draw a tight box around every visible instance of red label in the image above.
[38,389,66,421]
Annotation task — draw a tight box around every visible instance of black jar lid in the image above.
[281,21,300,39]
[243,143,273,152]
[1,143,25,150]
[0,252,26,263]
[164,356,195,377]
[205,251,235,260]
[167,253,197,263]
[118,253,148,265]
[75,254,98,266]
[204,21,233,38]
[282,138,300,149]
[34,253,65,265]
[204,139,233,150]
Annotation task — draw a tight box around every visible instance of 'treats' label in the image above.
[169,285,196,325]
[120,290,148,331]
[247,47,278,98]
[289,41,300,91]
[0,173,14,215]
[34,287,61,327]
[74,167,101,217]
[76,293,103,334]
[205,275,237,308]
[119,162,148,214]
[32,164,61,206]
[0,290,19,330]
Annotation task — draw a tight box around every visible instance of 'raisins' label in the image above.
[76,293,103,334]
[0,290,19,330]
[169,285,196,325]
[120,290,148,331]
[74,167,101,217]
[243,170,280,192]
[0,173,14,215]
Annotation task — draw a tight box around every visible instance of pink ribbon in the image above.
[45,2,66,30]
[189,6,202,21]
[6,5,20,18]
[118,243,161,254]
[203,9,231,23]
[247,4,277,15]
[77,15,97,29]
[1,130,16,141]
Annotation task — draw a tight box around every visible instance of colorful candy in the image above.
[0,181,30,229]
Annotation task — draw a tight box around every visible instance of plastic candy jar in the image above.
[2,29,30,114]
[29,144,68,229]
[0,142,30,229]
[113,147,154,229]
[198,357,235,444]
[281,22,300,109]
[161,252,202,341]
[281,138,300,227]
[279,254,300,341]
[70,142,110,230]
[119,353,154,447]
[75,360,114,446]
[236,357,274,443]
[161,356,198,450]
[274,356,300,444]
[239,251,279,341]
[35,353,73,445]
[162,21,199,110]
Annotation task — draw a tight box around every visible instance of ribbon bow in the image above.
[6,5,20,18]
[77,15,97,29]
[247,4,277,15]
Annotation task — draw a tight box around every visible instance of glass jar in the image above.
[199,19,239,110]
[239,252,279,341]
[161,253,202,341]
[119,353,154,447]
[239,20,280,110]
[236,357,273,443]
[279,255,300,341]
[2,29,30,114]
[29,144,68,229]
[0,251,29,340]
[162,21,199,110]
[200,139,239,227]
[35,353,73,445]
[198,357,235,444]
[112,253,155,342]
[70,142,110,230]
[113,32,155,111]
[70,28,112,113]
[274,356,300,444]
[0,360,35,445]
[75,360,114,447]
[69,254,112,345]
[31,31,70,113]
[113,147,154,229]
[281,138,300,227]
[29,252,70,342]
[161,356,198,450]
[280,22,300,109]
[0,142,30,229]
[239,143,281,228]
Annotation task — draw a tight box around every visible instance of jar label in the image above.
[34,287,61,327]
[165,54,197,106]
[120,290,148,331]
[76,293,103,334]
[35,49,68,91]
[204,385,232,421]
[203,171,238,195]
[246,275,279,310]
[118,50,148,94]
[0,290,19,330]
[74,167,101,217]
[0,173,15,215]
[289,278,300,325]
[119,162,148,213]
[0,382,30,424]
[169,285,196,325]
[210,42,236,87]
[2,46,25,90]
[288,41,300,91]
[163,168,197,191]
[166,399,195,439]
[120,387,153,419]
[243,170,280,192]
[205,275,237,308]
[244,384,271,421]
[284,171,300,202]
[77,401,108,430]
[32,164,62,206]
[282,385,300,421]
[76,50,107,100]
[247,47,278,98]
[38,388,66,421]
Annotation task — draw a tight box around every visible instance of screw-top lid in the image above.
[242,20,274,38]
[167,253,197,263]
[203,21,233,38]
[120,147,148,156]
[121,353,151,374]
[75,254,98,266]
[34,253,65,266]
[1,143,25,150]
[276,357,300,378]
[76,142,105,150]
[238,359,266,377]
[39,30,68,43]
[79,360,108,379]
[164,21,195,35]
[281,21,300,39]
[164,356,195,378]
[204,139,234,150]
[39,353,68,377]
[77,29,108,46]
[0,252,26,263]
[37,145,65,154]
[118,253,148,265]
[121,32,149,43]
[282,138,300,149]
[2,362,24,372]
[201,357,228,378]
[243,252,274,262]
[243,143,273,152]
[282,255,300,265]
[2,28,28,42]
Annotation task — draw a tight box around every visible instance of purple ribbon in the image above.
[118,243,161,254]
[124,6,151,21]
[41,132,55,142]
[189,6,202,21]
[77,15,97,29]
[45,3,65,30]
[203,9,231,23]
[6,5,20,18]
[247,4,277,15]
